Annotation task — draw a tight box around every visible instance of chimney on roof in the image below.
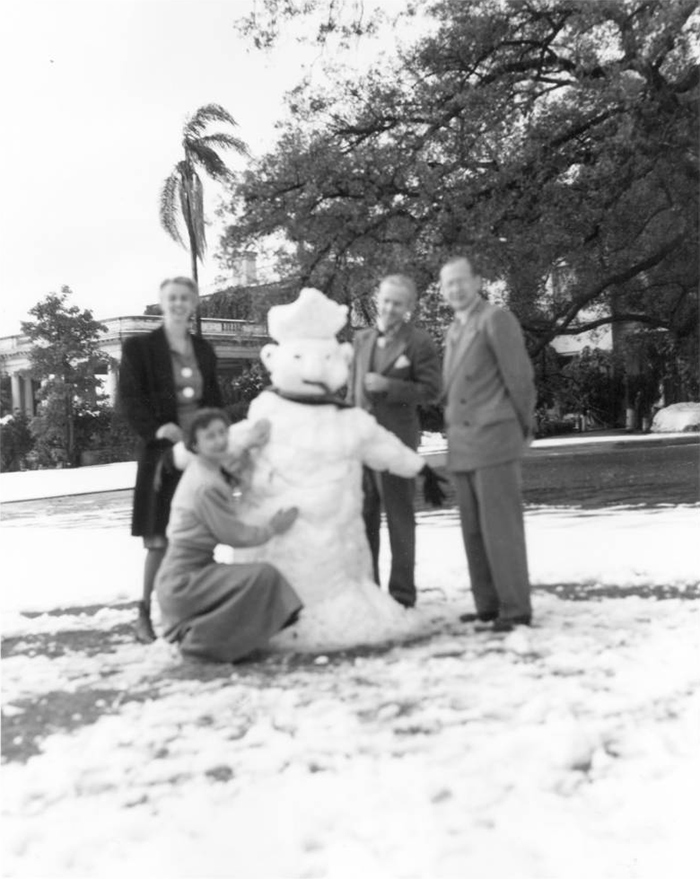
[231,252,257,287]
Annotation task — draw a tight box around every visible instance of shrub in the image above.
[0,412,35,472]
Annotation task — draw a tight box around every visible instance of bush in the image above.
[74,406,138,464]
[534,410,577,438]
[29,404,137,468]
[220,363,269,423]
[0,412,35,472]
[557,348,620,427]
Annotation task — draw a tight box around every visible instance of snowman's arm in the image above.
[227,418,258,457]
[170,416,270,472]
[354,411,424,478]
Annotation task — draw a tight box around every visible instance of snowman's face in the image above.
[261,338,354,395]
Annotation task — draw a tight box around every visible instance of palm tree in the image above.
[160,104,248,335]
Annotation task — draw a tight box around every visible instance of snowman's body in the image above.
[231,390,425,651]
[175,288,432,651]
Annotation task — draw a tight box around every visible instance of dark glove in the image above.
[153,445,176,492]
[421,463,448,508]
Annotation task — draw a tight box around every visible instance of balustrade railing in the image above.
[0,315,269,360]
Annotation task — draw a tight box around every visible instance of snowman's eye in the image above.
[293,354,301,360]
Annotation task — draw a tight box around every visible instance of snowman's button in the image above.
[181,367,193,378]
[182,387,195,399]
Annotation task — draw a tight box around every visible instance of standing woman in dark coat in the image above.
[118,277,223,642]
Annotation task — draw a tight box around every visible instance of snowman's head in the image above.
[261,289,353,396]
[261,337,353,395]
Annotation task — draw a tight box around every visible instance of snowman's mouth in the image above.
[302,380,331,393]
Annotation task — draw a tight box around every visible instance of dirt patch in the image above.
[2,623,137,660]
[534,583,700,601]
[2,686,159,764]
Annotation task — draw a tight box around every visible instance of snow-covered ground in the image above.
[2,431,695,503]
[2,498,700,878]
[651,402,700,433]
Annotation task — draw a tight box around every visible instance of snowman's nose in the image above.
[299,352,326,380]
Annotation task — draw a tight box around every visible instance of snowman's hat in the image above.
[268,288,348,342]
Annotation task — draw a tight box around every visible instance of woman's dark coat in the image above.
[118,326,223,537]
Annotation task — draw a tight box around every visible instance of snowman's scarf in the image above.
[268,386,353,408]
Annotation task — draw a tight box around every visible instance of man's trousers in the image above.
[452,461,531,621]
[363,468,416,607]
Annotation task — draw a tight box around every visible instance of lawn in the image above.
[1,441,699,878]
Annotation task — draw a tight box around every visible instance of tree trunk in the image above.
[183,180,202,336]
[190,248,202,337]
[66,393,75,467]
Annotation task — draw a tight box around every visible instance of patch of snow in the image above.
[0,461,137,503]
[2,594,699,878]
[2,486,700,876]
[651,402,700,434]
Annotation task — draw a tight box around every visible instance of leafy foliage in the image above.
[198,281,296,323]
[223,0,699,360]
[558,348,620,426]
[0,412,35,472]
[235,0,388,50]
[619,326,699,415]
[159,104,248,331]
[21,289,110,467]
[221,363,270,422]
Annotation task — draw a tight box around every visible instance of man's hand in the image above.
[364,372,390,393]
[156,422,183,444]
[269,507,299,535]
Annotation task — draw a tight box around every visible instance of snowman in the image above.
[224,288,444,651]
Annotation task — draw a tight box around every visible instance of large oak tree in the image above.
[221,0,698,357]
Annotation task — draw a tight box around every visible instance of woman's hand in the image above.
[269,507,299,535]
[248,418,271,449]
[156,422,183,444]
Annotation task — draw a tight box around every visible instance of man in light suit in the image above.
[440,256,536,632]
[348,274,442,608]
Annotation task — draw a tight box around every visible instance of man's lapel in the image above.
[377,323,410,375]
[442,301,485,394]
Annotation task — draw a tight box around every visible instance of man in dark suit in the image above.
[348,274,441,607]
[440,256,536,632]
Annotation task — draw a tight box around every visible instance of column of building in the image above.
[8,372,35,417]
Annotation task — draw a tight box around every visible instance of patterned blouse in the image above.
[170,344,204,433]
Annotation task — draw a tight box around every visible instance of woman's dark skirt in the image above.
[131,439,181,538]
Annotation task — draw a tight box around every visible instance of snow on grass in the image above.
[2,593,699,878]
[2,505,698,622]
[2,503,699,877]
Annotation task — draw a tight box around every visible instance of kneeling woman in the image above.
[156,408,302,662]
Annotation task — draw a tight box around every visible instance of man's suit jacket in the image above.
[442,298,536,472]
[348,323,441,450]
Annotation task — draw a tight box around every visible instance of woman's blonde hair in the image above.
[159,276,199,300]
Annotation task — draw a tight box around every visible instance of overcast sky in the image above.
[1,0,409,336]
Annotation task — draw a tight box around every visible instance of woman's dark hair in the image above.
[185,408,230,452]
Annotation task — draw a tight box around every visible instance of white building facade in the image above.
[0,315,270,416]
